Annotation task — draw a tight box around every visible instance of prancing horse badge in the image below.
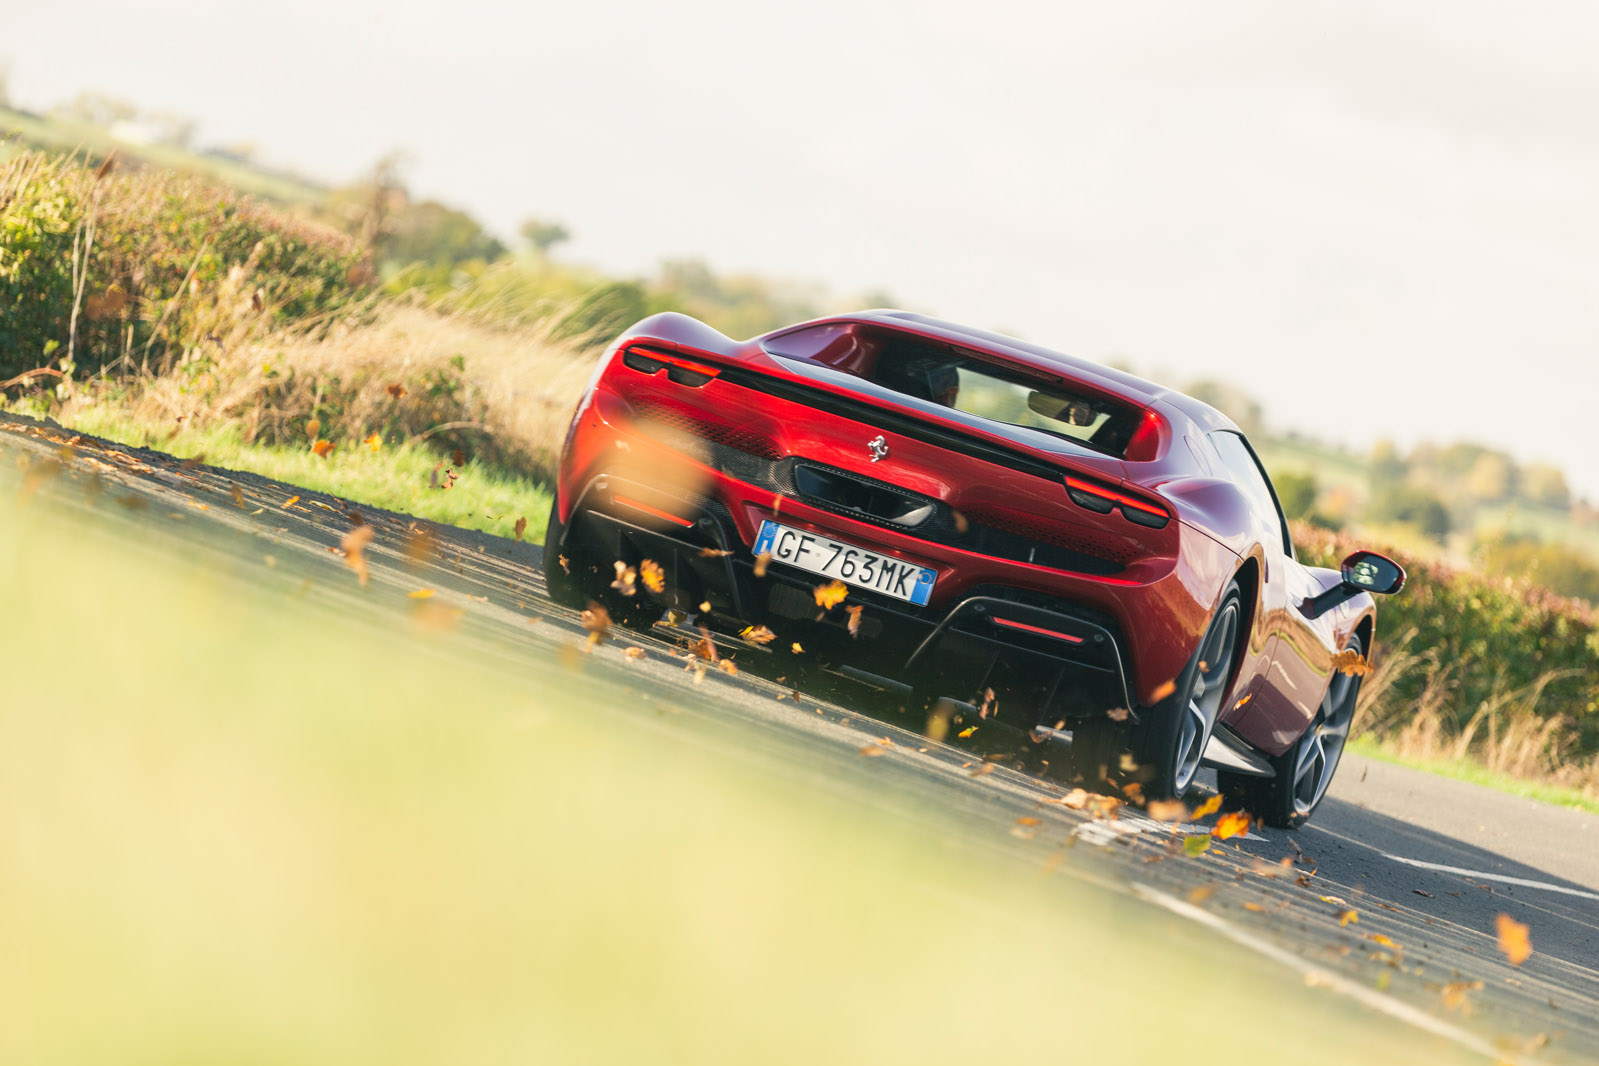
[867,435,889,462]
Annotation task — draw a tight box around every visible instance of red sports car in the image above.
[544,310,1405,828]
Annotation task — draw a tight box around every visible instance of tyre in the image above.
[1222,633,1364,829]
[540,497,589,609]
[539,497,663,631]
[1136,581,1243,800]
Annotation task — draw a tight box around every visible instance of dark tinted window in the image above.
[1210,431,1292,556]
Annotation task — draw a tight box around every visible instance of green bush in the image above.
[0,152,368,383]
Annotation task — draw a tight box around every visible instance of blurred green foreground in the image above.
[0,495,1472,1066]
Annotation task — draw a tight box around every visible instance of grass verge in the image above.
[1348,736,1599,816]
[0,474,1476,1066]
[60,406,552,541]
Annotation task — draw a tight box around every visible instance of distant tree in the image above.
[0,62,11,108]
[58,91,138,125]
[382,200,504,268]
[555,281,649,342]
[1369,439,1408,486]
[1273,470,1318,520]
[858,288,899,309]
[1368,482,1453,541]
[1466,452,1516,503]
[1520,464,1572,510]
[518,218,571,257]
[1476,533,1599,605]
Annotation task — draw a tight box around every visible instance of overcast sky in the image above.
[5,0,1598,496]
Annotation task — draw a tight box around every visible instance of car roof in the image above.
[763,310,1241,437]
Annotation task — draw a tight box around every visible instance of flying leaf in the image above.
[312,439,335,458]
[1059,789,1090,810]
[386,383,406,399]
[740,625,777,645]
[1183,835,1212,857]
[814,579,848,609]
[623,646,646,661]
[1495,913,1532,966]
[790,642,804,654]
[1440,980,1482,1014]
[1150,679,1177,702]
[753,552,772,578]
[340,524,375,587]
[305,418,321,441]
[581,602,613,644]
[1146,799,1190,822]
[640,558,666,594]
[845,604,864,637]
[698,547,733,558]
[1212,811,1251,840]
[230,484,245,508]
[1330,648,1373,677]
[610,561,638,596]
[1337,909,1359,927]
[718,659,739,676]
[957,725,978,739]
[452,449,467,468]
[514,516,527,541]
[1190,794,1223,820]
[363,432,381,453]
[1106,706,1130,722]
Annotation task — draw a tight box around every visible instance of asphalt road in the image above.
[4,412,1596,1064]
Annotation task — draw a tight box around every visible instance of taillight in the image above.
[622,345,720,387]
[1064,476,1171,529]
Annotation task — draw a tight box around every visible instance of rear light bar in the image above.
[614,493,695,528]
[991,616,1085,644]
[1063,476,1171,529]
[622,345,720,387]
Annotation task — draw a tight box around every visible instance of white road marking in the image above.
[1130,882,1527,1065]
[1380,854,1599,902]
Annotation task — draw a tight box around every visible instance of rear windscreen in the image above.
[763,323,1141,457]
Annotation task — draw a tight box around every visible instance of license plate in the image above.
[752,520,936,605]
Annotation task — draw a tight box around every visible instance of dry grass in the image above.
[64,298,596,484]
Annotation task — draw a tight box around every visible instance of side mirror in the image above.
[1341,550,1406,595]
[1302,550,1406,618]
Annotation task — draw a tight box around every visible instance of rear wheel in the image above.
[539,498,663,631]
[1222,633,1364,829]
[1137,582,1243,800]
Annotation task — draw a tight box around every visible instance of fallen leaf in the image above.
[845,604,864,637]
[623,646,646,660]
[1183,835,1212,857]
[858,745,888,757]
[957,725,978,739]
[1015,816,1041,827]
[1440,980,1483,1014]
[230,484,245,508]
[1495,913,1532,966]
[282,495,301,509]
[814,579,848,609]
[514,516,527,541]
[1365,934,1401,950]
[740,625,777,645]
[340,524,375,586]
[970,762,997,777]
[1242,902,1265,912]
[1212,811,1251,840]
[1338,909,1359,927]
[1186,885,1215,905]
[718,659,739,675]
[408,588,436,599]
[1413,889,1433,898]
